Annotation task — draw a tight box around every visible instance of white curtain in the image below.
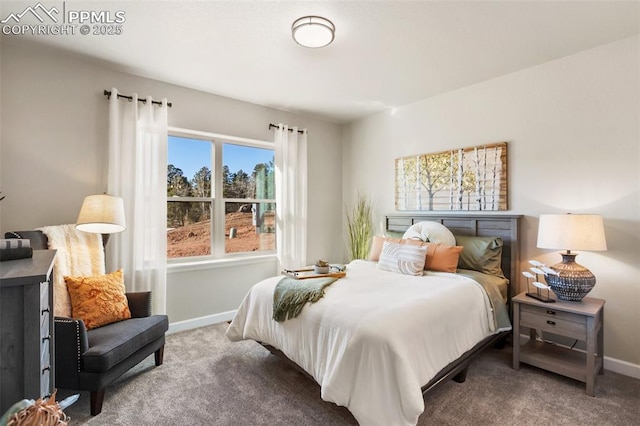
[107,88,168,314]
[274,124,308,270]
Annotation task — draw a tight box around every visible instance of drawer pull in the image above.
[546,310,556,315]
[42,335,51,343]
[547,320,556,326]
[42,366,50,374]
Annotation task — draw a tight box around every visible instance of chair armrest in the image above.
[54,317,89,389]
[126,291,152,318]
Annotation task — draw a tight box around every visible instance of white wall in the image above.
[0,40,344,324]
[343,36,640,369]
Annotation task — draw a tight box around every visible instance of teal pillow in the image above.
[455,235,504,277]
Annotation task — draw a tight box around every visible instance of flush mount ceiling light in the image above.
[292,16,335,48]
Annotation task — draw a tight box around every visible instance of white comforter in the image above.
[226,260,502,426]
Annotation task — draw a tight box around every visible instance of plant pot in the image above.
[314,265,330,274]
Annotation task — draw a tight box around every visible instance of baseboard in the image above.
[168,310,237,335]
[604,356,640,379]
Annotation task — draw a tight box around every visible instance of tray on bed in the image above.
[281,267,346,280]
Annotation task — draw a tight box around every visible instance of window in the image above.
[167,130,275,260]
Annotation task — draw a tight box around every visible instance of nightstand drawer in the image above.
[520,306,587,340]
[521,304,587,324]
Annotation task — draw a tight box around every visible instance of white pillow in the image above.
[377,241,427,276]
[402,221,456,246]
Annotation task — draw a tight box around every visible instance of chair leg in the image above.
[154,344,165,366]
[90,389,105,415]
[453,366,469,383]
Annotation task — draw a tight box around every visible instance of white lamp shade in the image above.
[292,16,335,48]
[76,194,126,234]
[537,214,607,251]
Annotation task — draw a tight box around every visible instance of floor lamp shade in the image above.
[76,194,126,234]
[536,214,606,301]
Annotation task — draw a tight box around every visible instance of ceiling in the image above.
[1,1,639,124]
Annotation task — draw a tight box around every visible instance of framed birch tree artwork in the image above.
[395,142,508,211]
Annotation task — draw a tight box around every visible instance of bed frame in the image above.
[263,213,521,405]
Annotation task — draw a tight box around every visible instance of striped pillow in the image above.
[377,241,427,276]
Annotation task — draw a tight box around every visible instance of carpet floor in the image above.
[60,323,640,425]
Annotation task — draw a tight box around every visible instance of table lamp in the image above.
[536,214,607,301]
[76,194,126,234]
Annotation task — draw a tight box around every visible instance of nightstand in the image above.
[512,292,605,396]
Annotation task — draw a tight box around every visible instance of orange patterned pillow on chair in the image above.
[65,269,131,330]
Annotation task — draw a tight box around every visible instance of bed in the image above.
[226,214,521,426]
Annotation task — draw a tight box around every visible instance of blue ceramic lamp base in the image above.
[545,253,596,301]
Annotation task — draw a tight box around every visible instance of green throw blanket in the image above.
[273,276,338,322]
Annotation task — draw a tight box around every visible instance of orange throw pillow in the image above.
[424,244,464,273]
[65,269,131,330]
[368,236,402,261]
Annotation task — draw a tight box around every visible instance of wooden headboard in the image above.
[385,214,522,305]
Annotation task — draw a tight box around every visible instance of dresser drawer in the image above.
[41,326,51,354]
[520,304,587,340]
[40,330,50,364]
[40,281,50,309]
[41,371,51,398]
[40,337,51,397]
[41,310,50,340]
[41,308,49,330]
[40,282,51,325]
[40,336,49,365]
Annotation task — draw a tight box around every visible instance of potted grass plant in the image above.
[345,193,373,261]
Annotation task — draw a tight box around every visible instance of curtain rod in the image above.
[269,123,304,134]
[103,90,173,108]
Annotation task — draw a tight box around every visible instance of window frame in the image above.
[167,127,276,263]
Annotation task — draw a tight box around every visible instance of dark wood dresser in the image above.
[0,250,56,413]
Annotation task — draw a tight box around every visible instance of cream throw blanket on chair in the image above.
[38,224,105,317]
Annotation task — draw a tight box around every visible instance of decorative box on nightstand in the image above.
[512,291,605,396]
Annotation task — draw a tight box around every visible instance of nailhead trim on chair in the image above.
[56,318,82,372]
[74,321,80,372]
